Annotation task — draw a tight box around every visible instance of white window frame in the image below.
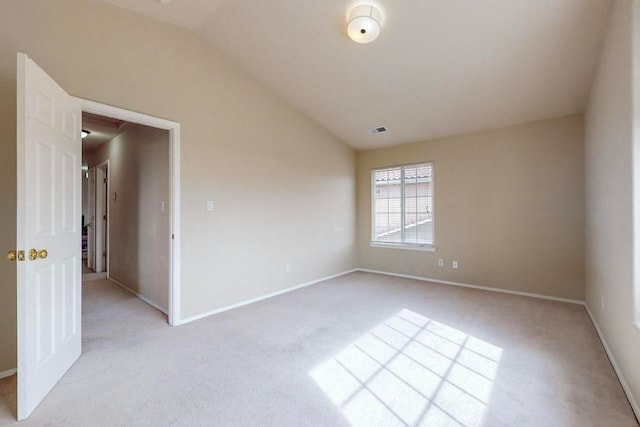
[370,161,435,252]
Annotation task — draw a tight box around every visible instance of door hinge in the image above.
[103,178,107,184]
[171,234,175,240]
[103,215,107,220]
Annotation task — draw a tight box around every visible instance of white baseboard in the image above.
[108,278,169,315]
[584,304,640,421]
[0,368,16,379]
[176,269,358,325]
[356,268,584,305]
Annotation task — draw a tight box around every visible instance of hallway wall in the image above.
[88,124,170,311]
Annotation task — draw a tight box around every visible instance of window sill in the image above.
[369,242,436,252]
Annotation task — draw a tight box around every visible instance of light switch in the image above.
[207,201,214,211]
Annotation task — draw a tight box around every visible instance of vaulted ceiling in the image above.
[97,0,612,150]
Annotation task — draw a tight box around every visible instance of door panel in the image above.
[61,257,78,341]
[17,53,82,420]
[62,152,77,232]
[35,141,55,236]
[34,265,55,365]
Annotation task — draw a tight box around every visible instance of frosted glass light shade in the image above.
[347,5,382,44]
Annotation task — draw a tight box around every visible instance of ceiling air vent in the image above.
[367,126,388,135]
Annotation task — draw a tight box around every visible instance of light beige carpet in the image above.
[0,272,637,426]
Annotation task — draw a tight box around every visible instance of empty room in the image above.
[0,0,639,426]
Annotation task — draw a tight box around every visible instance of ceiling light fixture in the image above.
[347,4,382,44]
[81,129,90,139]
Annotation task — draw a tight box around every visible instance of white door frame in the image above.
[75,97,181,326]
[94,160,109,274]
[86,167,96,271]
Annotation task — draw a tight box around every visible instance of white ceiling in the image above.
[82,112,127,153]
[98,0,612,150]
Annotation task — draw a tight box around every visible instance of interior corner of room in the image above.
[0,0,639,425]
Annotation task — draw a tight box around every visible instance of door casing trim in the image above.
[75,97,181,326]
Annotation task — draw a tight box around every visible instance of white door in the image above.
[95,165,106,273]
[16,53,82,420]
[101,166,108,272]
[87,167,96,271]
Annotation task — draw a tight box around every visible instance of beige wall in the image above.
[584,0,640,413]
[89,124,170,311]
[357,115,585,300]
[0,0,356,372]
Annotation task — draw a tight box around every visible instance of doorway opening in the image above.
[77,98,181,326]
[82,114,116,281]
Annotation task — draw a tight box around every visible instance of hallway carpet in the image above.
[0,272,637,426]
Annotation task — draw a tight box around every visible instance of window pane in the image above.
[373,162,433,245]
[373,167,402,242]
[403,163,433,244]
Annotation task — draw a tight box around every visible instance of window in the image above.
[371,162,434,250]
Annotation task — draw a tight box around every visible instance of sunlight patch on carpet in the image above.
[310,309,503,427]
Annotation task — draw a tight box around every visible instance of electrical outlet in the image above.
[452,261,458,269]
[286,263,291,273]
[438,258,444,267]
[207,201,214,211]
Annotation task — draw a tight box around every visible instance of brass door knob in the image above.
[28,249,48,261]
[7,250,25,261]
